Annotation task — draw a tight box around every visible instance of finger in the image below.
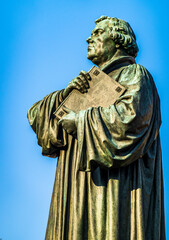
[80,70,91,81]
[71,80,83,92]
[80,76,90,89]
[76,76,89,91]
[74,78,86,93]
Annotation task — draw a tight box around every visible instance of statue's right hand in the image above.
[62,70,91,99]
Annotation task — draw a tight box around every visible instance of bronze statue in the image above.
[28,16,166,239]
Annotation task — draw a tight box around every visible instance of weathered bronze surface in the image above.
[28,16,166,239]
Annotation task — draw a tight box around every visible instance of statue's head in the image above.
[87,16,139,67]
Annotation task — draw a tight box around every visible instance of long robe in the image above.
[28,58,166,240]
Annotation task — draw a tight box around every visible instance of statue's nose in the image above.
[86,37,93,43]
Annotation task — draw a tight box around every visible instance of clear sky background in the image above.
[0,0,169,239]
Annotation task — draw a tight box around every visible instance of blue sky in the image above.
[1,0,169,239]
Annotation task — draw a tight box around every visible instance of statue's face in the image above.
[87,20,117,66]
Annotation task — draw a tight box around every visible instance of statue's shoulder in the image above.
[122,63,152,76]
[121,63,153,81]
[119,63,155,91]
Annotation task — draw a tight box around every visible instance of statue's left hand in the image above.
[58,106,77,135]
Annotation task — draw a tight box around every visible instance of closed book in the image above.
[54,66,126,120]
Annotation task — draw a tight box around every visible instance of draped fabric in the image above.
[28,60,166,240]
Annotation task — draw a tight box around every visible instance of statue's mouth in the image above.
[88,45,94,51]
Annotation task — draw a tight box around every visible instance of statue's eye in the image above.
[94,29,103,36]
[98,30,103,34]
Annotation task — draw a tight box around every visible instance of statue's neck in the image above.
[98,50,135,71]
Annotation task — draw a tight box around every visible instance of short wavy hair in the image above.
[95,16,139,58]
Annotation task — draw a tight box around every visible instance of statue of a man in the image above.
[28,16,166,239]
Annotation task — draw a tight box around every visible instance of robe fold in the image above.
[28,59,166,240]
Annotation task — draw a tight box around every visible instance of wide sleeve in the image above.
[76,64,161,171]
[27,90,67,158]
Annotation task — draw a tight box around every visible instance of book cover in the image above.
[54,66,126,120]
